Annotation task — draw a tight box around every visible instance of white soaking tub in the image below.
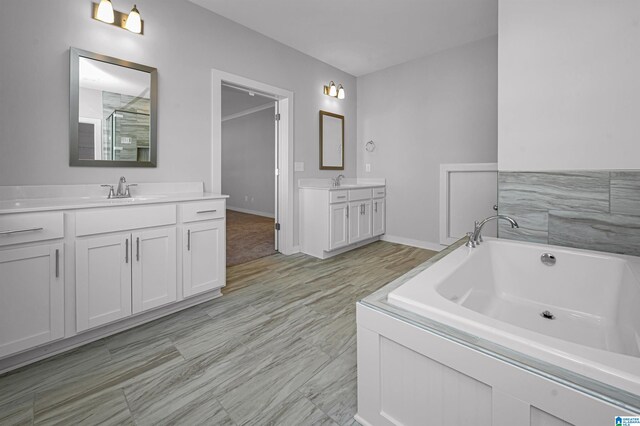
[388,238,640,396]
[356,238,640,426]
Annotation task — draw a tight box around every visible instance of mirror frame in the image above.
[319,110,345,170]
[69,47,158,167]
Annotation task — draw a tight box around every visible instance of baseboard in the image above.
[381,234,444,252]
[226,206,275,218]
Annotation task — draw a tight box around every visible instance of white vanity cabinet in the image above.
[0,212,65,358]
[0,243,64,358]
[181,199,226,298]
[75,205,179,332]
[0,184,228,372]
[301,184,386,259]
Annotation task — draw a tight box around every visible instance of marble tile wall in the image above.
[498,171,640,256]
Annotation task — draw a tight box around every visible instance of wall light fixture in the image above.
[324,81,345,100]
[92,1,144,35]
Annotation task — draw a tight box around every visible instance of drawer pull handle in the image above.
[336,196,346,199]
[197,209,217,214]
[0,227,44,235]
[187,230,191,251]
[55,249,60,278]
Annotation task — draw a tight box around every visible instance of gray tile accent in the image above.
[497,210,549,244]
[611,171,640,215]
[549,211,640,256]
[498,170,640,256]
[498,171,610,213]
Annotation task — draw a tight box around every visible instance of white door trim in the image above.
[211,69,296,255]
[439,162,498,245]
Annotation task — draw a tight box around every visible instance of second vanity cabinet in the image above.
[302,185,386,259]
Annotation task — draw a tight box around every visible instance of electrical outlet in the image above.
[365,163,371,172]
[244,195,248,202]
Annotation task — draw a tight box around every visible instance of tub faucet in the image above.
[466,215,519,248]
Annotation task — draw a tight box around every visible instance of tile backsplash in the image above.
[498,171,640,256]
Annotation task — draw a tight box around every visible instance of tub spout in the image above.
[466,215,519,248]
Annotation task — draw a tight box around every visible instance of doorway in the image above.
[212,70,294,264]
[221,84,277,266]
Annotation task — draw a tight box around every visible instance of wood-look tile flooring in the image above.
[227,210,277,267]
[0,241,436,426]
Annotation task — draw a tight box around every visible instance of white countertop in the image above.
[0,182,228,215]
[298,178,386,191]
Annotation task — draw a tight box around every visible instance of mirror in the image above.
[319,110,344,170]
[70,48,157,167]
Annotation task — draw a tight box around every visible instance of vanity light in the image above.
[323,81,345,99]
[124,5,142,34]
[92,2,144,35]
[96,0,115,23]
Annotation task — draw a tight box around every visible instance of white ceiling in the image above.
[189,0,498,76]
[79,58,150,98]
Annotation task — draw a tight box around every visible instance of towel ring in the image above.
[365,140,376,152]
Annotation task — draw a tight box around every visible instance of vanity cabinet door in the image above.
[373,198,386,236]
[132,227,177,314]
[76,234,132,332]
[359,200,373,241]
[0,244,64,358]
[348,202,362,243]
[329,203,349,250]
[183,220,225,298]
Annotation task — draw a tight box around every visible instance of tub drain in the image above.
[540,310,555,320]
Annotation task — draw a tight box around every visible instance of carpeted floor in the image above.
[226,209,277,266]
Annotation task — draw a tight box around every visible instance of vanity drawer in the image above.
[0,212,64,247]
[180,200,226,223]
[348,188,373,201]
[76,205,176,236]
[330,191,348,204]
[373,187,386,198]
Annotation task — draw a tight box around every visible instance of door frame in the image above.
[211,69,295,255]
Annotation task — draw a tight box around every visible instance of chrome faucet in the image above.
[332,174,345,187]
[466,215,519,248]
[101,176,137,199]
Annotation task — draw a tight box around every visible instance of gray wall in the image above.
[0,0,357,247]
[497,1,640,255]
[222,107,275,216]
[498,0,640,171]
[357,36,498,246]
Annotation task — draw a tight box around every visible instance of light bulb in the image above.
[328,81,337,97]
[337,84,345,99]
[125,4,142,34]
[96,0,115,23]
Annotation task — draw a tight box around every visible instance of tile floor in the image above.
[0,241,436,425]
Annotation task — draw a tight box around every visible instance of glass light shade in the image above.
[125,5,142,34]
[337,85,345,99]
[328,81,337,97]
[96,0,115,23]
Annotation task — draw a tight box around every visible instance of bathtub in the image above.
[388,238,640,397]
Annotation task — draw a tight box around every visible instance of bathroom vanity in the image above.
[299,179,386,259]
[0,182,226,372]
